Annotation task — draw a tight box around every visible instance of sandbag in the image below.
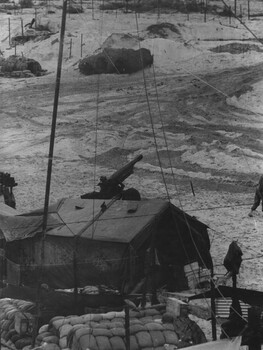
[163,330,179,345]
[139,317,154,324]
[95,335,111,350]
[135,331,153,348]
[111,328,125,337]
[42,343,60,350]
[82,314,93,323]
[129,311,141,318]
[60,324,73,338]
[94,323,108,329]
[145,322,164,331]
[37,332,54,342]
[102,312,116,320]
[69,316,84,325]
[108,322,124,329]
[149,330,165,347]
[111,317,124,323]
[15,337,32,349]
[90,314,103,322]
[93,328,112,337]
[59,335,68,349]
[129,324,146,335]
[109,336,126,350]
[2,319,13,331]
[74,327,92,339]
[41,335,59,344]
[129,319,142,325]
[39,324,49,333]
[50,317,68,329]
[78,334,98,350]
[130,335,139,350]
[163,323,174,331]
[6,309,17,319]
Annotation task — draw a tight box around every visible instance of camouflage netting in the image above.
[0,298,35,350]
[36,308,207,350]
[0,55,45,77]
[79,48,153,75]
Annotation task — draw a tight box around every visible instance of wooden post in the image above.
[247,0,250,19]
[190,181,195,196]
[204,0,207,22]
[8,18,11,46]
[240,4,242,18]
[80,34,83,57]
[124,305,130,350]
[234,0,237,15]
[92,0,94,19]
[21,18,24,37]
[69,38,72,58]
[229,6,231,25]
[248,307,261,350]
[14,41,16,56]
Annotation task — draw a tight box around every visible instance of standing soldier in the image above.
[249,175,263,217]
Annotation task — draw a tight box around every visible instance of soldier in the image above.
[249,175,263,217]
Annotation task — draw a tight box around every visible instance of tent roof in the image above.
[0,198,171,244]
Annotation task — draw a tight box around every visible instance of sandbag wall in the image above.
[36,308,183,350]
[0,298,35,350]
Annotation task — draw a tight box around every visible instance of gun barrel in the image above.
[109,154,143,183]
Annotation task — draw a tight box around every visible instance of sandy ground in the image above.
[1,0,263,343]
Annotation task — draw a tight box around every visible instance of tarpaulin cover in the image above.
[0,198,169,247]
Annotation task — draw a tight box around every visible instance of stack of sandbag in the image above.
[34,323,61,350]
[36,307,183,350]
[0,55,45,77]
[0,298,35,350]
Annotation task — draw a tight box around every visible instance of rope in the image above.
[134,11,171,201]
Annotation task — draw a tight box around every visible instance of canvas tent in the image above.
[0,198,212,293]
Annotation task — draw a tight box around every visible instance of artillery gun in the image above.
[81,155,143,200]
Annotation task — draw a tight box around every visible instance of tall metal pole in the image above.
[42,0,68,236]
[31,4,68,345]
[8,18,11,46]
